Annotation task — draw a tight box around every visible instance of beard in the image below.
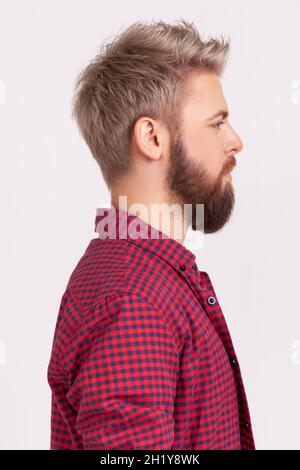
[165,134,236,234]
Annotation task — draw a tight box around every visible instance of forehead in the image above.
[181,71,227,119]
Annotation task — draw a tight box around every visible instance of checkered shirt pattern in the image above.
[47,207,255,450]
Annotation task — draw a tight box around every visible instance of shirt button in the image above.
[192,263,198,271]
[231,358,237,367]
[207,296,216,305]
[179,264,186,271]
[243,422,251,430]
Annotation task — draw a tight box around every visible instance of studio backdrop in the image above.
[0,0,299,450]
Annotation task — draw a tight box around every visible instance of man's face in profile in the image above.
[166,71,244,234]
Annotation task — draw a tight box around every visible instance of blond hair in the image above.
[71,19,230,189]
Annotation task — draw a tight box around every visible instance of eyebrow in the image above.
[206,110,229,121]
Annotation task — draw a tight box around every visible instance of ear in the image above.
[132,116,166,161]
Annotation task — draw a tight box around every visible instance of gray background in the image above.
[0,0,299,450]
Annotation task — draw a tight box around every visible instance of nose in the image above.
[235,133,243,153]
[225,126,244,155]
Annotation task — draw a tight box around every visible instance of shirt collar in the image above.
[94,206,197,272]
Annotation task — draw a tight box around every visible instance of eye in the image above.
[212,120,225,129]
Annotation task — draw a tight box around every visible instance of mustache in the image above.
[222,155,236,175]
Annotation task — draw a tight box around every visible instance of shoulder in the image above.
[62,237,188,349]
[66,237,182,310]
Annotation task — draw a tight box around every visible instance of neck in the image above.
[110,193,190,245]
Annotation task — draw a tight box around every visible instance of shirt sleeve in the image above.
[65,290,179,450]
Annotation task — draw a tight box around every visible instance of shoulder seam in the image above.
[67,286,180,364]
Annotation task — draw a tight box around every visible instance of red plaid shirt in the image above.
[47,207,255,450]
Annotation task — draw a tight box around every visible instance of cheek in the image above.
[188,128,224,173]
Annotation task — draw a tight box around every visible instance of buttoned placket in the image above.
[178,262,236,360]
[177,261,253,435]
